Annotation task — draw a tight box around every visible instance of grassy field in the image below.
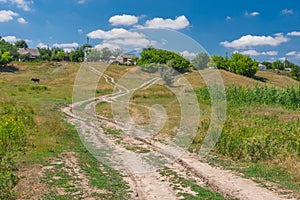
[0,62,131,199]
[1,62,299,198]
[96,67,300,197]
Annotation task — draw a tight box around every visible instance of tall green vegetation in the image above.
[197,85,300,161]
[138,47,192,73]
[291,65,300,81]
[86,47,121,62]
[209,53,258,78]
[0,102,34,199]
[261,61,272,69]
[191,52,210,70]
[0,51,13,66]
[198,84,300,110]
[208,55,229,70]
[272,60,284,70]
[14,40,28,49]
[229,53,258,78]
[0,37,18,65]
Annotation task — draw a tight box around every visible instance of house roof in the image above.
[118,53,137,59]
[18,48,40,57]
[258,63,266,67]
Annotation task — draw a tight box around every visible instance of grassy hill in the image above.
[0,62,299,199]
[185,69,299,88]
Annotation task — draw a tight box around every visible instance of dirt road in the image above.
[62,64,289,200]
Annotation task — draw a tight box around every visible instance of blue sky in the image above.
[0,0,300,63]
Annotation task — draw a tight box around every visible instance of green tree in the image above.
[14,40,28,49]
[100,47,113,61]
[272,60,284,70]
[0,37,18,60]
[86,49,101,62]
[261,61,272,69]
[291,65,300,81]
[229,53,258,78]
[50,48,66,61]
[69,49,84,62]
[38,47,51,61]
[192,52,210,70]
[0,51,13,66]
[208,55,229,70]
[158,65,177,86]
[284,59,295,69]
[138,48,192,73]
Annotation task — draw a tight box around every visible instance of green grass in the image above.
[0,101,34,199]
[0,62,131,199]
[159,168,233,200]
[207,155,300,196]
[40,125,130,199]
[1,62,300,198]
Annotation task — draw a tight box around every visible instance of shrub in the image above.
[0,102,34,198]
[138,47,192,73]
[30,85,48,91]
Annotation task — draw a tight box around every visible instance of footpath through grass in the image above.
[0,62,130,199]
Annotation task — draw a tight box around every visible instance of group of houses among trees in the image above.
[0,36,299,81]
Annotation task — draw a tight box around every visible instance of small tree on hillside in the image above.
[291,65,300,81]
[15,40,28,49]
[208,55,229,70]
[0,51,13,66]
[229,53,258,78]
[192,52,210,70]
[272,60,284,70]
[138,48,192,73]
[38,47,51,61]
[158,65,177,86]
[261,61,272,69]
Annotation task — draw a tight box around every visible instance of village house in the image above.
[258,63,267,71]
[17,48,40,61]
[115,53,137,65]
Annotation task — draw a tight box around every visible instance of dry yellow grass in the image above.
[184,69,299,89]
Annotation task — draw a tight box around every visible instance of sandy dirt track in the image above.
[62,64,291,200]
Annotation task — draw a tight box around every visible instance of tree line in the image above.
[138,48,300,81]
[1,37,299,81]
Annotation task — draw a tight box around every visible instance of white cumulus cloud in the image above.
[226,16,232,21]
[106,38,156,47]
[0,10,18,22]
[77,0,85,4]
[220,33,289,49]
[109,14,139,26]
[245,11,260,17]
[287,31,300,36]
[94,43,121,50]
[141,15,190,30]
[281,9,294,15]
[181,50,197,59]
[286,51,296,56]
[3,0,33,11]
[53,42,79,48]
[2,35,18,42]
[37,42,48,49]
[87,28,145,39]
[78,29,83,34]
[238,50,278,56]
[17,17,27,24]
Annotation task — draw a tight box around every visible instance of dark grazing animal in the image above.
[31,78,40,84]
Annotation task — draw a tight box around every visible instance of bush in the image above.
[229,53,258,78]
[30,85,48,91]
[138,47,192,73]
[197,85,300,110]
[0,102,34,199]
[196,85,300,161]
